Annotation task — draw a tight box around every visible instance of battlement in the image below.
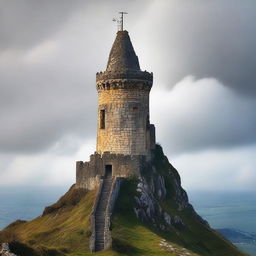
[96,70,153,81]
[76,152,147,190]
[96,70,153,89]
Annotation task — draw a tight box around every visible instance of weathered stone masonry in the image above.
[76,30,155,191]
[75,30,155,252]
[96,86,152,156]
[76,153,145,190]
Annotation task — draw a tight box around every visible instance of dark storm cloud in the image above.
[0,61,97,153]
[0,0,149,153]
[0,0,255,155]
[0,0,85,50]
[0,0,96,153]
[134,0,256,96]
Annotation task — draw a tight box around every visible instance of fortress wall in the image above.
[96,87,150,156]
[76,153,145,190]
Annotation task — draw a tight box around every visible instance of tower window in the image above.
[146,115,150,129]
[133,106,138,112]
[100,109,105,129]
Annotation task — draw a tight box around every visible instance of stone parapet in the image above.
[76,152,146,190]
[97,81,152,91]
[96,70,153,85]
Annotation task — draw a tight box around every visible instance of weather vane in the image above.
[113,12,128,31]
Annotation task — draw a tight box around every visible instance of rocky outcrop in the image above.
[0,243,17,256]
[133,145,208,230]
[134,175,185,230]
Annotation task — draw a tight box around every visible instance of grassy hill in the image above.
[0,146,248,256]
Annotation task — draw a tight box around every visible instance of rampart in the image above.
[76,152,147,190]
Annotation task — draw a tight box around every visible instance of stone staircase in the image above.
[94,174,113,252]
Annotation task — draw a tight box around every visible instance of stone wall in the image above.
[96,86,154,156]
[76,152,146,190]
[103,177,124,251]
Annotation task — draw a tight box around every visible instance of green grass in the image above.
[0,186,96,255]
[0,146,249,256]
[109,177,246,256]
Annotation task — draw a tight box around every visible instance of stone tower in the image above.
[76,30,155,190]
[96,30,155,157]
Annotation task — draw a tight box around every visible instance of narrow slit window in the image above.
[133,106,138,112]
[100,109,105,129]
[146,115,150,129]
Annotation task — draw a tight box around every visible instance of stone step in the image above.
[99,195,109,199]
[97,203,108,207]
[97,205,108,208]
[94,177,114,252]
[95,242,104,246]
[96,210,106,213]
[97,205,107,208]
[97,200,108,203]
[96,240,104,243]
[96,236,104,239]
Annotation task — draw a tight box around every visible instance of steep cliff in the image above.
[111,145,247,256]
[0,145,248,256]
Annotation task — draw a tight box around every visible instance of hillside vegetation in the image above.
[0,146,248,256]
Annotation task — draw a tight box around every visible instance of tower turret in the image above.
[96,30,155,156]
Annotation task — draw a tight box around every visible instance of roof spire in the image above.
[106,30,140,72]
[113,12,128,31]
[119,12,128,31]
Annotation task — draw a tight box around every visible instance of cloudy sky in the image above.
[0,0,255,191]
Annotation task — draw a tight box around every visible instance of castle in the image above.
[76,30,155,190]
[75,26,155,252]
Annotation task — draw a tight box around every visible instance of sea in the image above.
[189,190,256,256]
[0,186,255,255]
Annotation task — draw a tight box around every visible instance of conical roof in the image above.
[106,30,140,72]
[96,30,153,88]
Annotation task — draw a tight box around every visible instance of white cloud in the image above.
[0,139,95,186]
[170,145,256,191]
[151,76,256,155]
